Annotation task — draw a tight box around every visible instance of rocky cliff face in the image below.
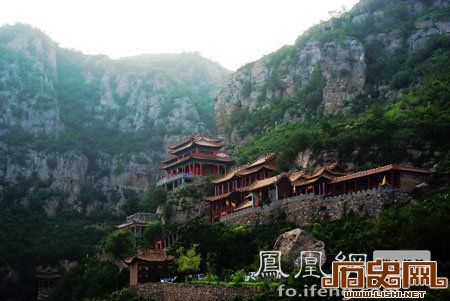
[216,0,450,146]
[0,24,230,215]
[158,179,211,224]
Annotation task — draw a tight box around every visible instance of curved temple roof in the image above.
[211,153,276,184]
[168,134,224,154]
[123,248,174,264]
[330,164,431,184]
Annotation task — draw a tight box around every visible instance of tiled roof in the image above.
[247,153,276,168]
[168,135,224,154]
[36,266,60,279]
[234,200,253,211]
[289,170,307,182]
[210,166,246,183]
[115,221,135,229]
[330,164,431,184]
[211,153,276,184]
[291,176,329,187]
[289,162,347,187]
[205,192,233,202]
[168,134,222,149]
[243,173,289,191]
[237,164,274,176]
[123,248,174,264]
[309,162,348,179]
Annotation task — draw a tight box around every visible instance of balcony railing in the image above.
[156,172,200,186]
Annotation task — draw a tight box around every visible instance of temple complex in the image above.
[206,153,432,221]
[157,134,234,191]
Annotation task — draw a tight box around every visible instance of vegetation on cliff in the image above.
[236,35,450,171]
[218,0,450,173]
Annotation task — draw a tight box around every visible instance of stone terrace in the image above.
[220,187,411,226]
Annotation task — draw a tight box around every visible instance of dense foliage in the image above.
[174,244,202,274]
[0,201,119,300]
[143,221,164,246]
[48,258,128,301]
[104,230,136,258]
[120,187,167,215]
[170,217,295,277]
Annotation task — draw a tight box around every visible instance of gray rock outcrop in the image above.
[273,228,326,266]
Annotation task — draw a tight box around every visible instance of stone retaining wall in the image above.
[221,188,411,227]
[130,283,262,301]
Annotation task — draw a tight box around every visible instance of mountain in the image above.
[0,24,230,214]
[216,0,450,172]
[1,1,450,300]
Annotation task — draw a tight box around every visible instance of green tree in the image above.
[120,198,140,215]
[140,187,167,212]
[175,244,201,274]
[104,230,135,258]
[231,269,247,282]
[143,221,163,245]
[49,257,128,301]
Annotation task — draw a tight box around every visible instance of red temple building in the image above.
[290,163,431,196]
[290,162,349,196]
[205,154,432,222]
[157,134,234,191]
[124,248,174,285]
[205,153,285,220]
[327,164,431,195]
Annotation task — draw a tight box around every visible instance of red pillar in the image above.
[200,163,203,176]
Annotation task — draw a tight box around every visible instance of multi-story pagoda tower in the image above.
[157,134,234,190]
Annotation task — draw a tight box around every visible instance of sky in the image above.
[0,0,360,70]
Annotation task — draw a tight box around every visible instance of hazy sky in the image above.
[1,0,359,70]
